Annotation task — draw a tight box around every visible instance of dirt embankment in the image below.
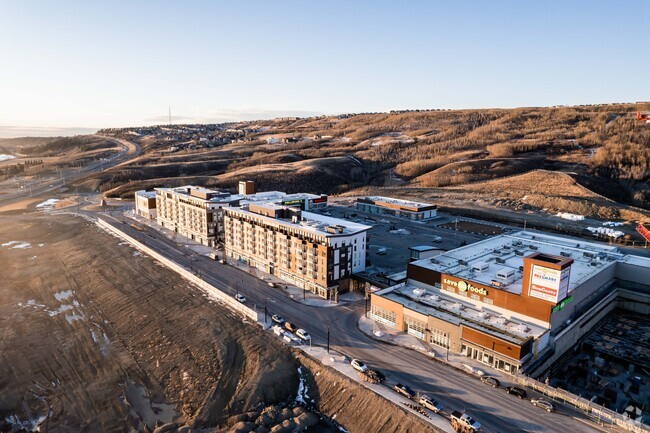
[0,215,299,432]
[294,352,443,433]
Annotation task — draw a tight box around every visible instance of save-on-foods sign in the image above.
[529,265,570,303]
[443,277,488,296]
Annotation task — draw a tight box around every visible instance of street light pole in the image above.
[264,301,268,323]
[327,326,330,354]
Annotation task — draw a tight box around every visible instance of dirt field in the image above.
[0,214,300,432]
[439,220,505,236]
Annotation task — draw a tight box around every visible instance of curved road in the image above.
[0,135,141,206]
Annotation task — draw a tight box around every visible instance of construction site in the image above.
[550,310,650,424]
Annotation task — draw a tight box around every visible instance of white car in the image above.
[350,359,368,373]
[419,395,442,413]
[271,314,285,324]
[235,293,246,303]
[296,329,311,341]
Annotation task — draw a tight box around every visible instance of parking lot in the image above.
[314,200,491,276]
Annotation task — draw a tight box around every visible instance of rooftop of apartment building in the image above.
[155,185,324,206]
[411,231,623,295]
[226,204,371,237]
[136,190,157,198]
[359,195,437,210]
[377,283,547,345]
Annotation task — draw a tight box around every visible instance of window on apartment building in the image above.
[470,293,480,301]
[483,298,494,305]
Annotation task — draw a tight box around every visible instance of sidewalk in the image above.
[358,314,514,385]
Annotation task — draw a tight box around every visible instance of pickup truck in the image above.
[450,411,481,431]
[393,383,415,399]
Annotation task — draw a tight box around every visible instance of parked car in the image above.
[376,247,387,255]
[393,383,416,399]
[506,386,527,399]
[368,369,386,382]
[284,321,298,333]
[531,398,555,412]
[419,395,442,413]
[296,329,311,341]
[480,376,500,388]
[267,282,276,288]
[350,359,368,373]
[234,293,246,303]
[218,258,226,264]
[451,411,481,431]
[208,252,218,260]
[271,314,285,324]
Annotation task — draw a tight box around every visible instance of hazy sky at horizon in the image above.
[0,1,648,132]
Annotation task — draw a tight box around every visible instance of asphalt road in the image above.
[0,136,141,206]
[98,213,606,433]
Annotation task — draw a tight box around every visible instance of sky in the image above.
[0,1,648,135]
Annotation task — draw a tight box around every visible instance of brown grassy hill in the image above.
[87,103,650,214]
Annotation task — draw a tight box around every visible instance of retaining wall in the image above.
[97,218,262,324]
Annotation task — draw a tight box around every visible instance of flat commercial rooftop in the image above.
[412,231,623,295]
[380,283,547,345]
[361,196,435,210]
[227,207,371,237]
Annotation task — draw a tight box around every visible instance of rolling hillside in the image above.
[82,103,649,224]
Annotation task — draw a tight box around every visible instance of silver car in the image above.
[531,398,555,412]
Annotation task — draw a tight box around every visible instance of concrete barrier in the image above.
[97,218,263,324]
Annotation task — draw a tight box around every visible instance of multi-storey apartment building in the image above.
[134,190,157,220]
[224,202,370,299]
[155,186,239,246]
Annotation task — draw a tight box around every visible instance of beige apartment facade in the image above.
[155,186,238,247]
[224,203,370,299]
[135,190,157,220]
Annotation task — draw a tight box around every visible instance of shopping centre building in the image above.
[356,196,437,220]
[370,231,650,373]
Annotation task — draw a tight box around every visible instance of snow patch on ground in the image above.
[54,290,73,301]
[0,154,16,162]
[389,228,411,235]
[36,198,60,209]
[556,212,585,221]
[65,313,84,324]
[295,366,310,404]
[1,241,32,249]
